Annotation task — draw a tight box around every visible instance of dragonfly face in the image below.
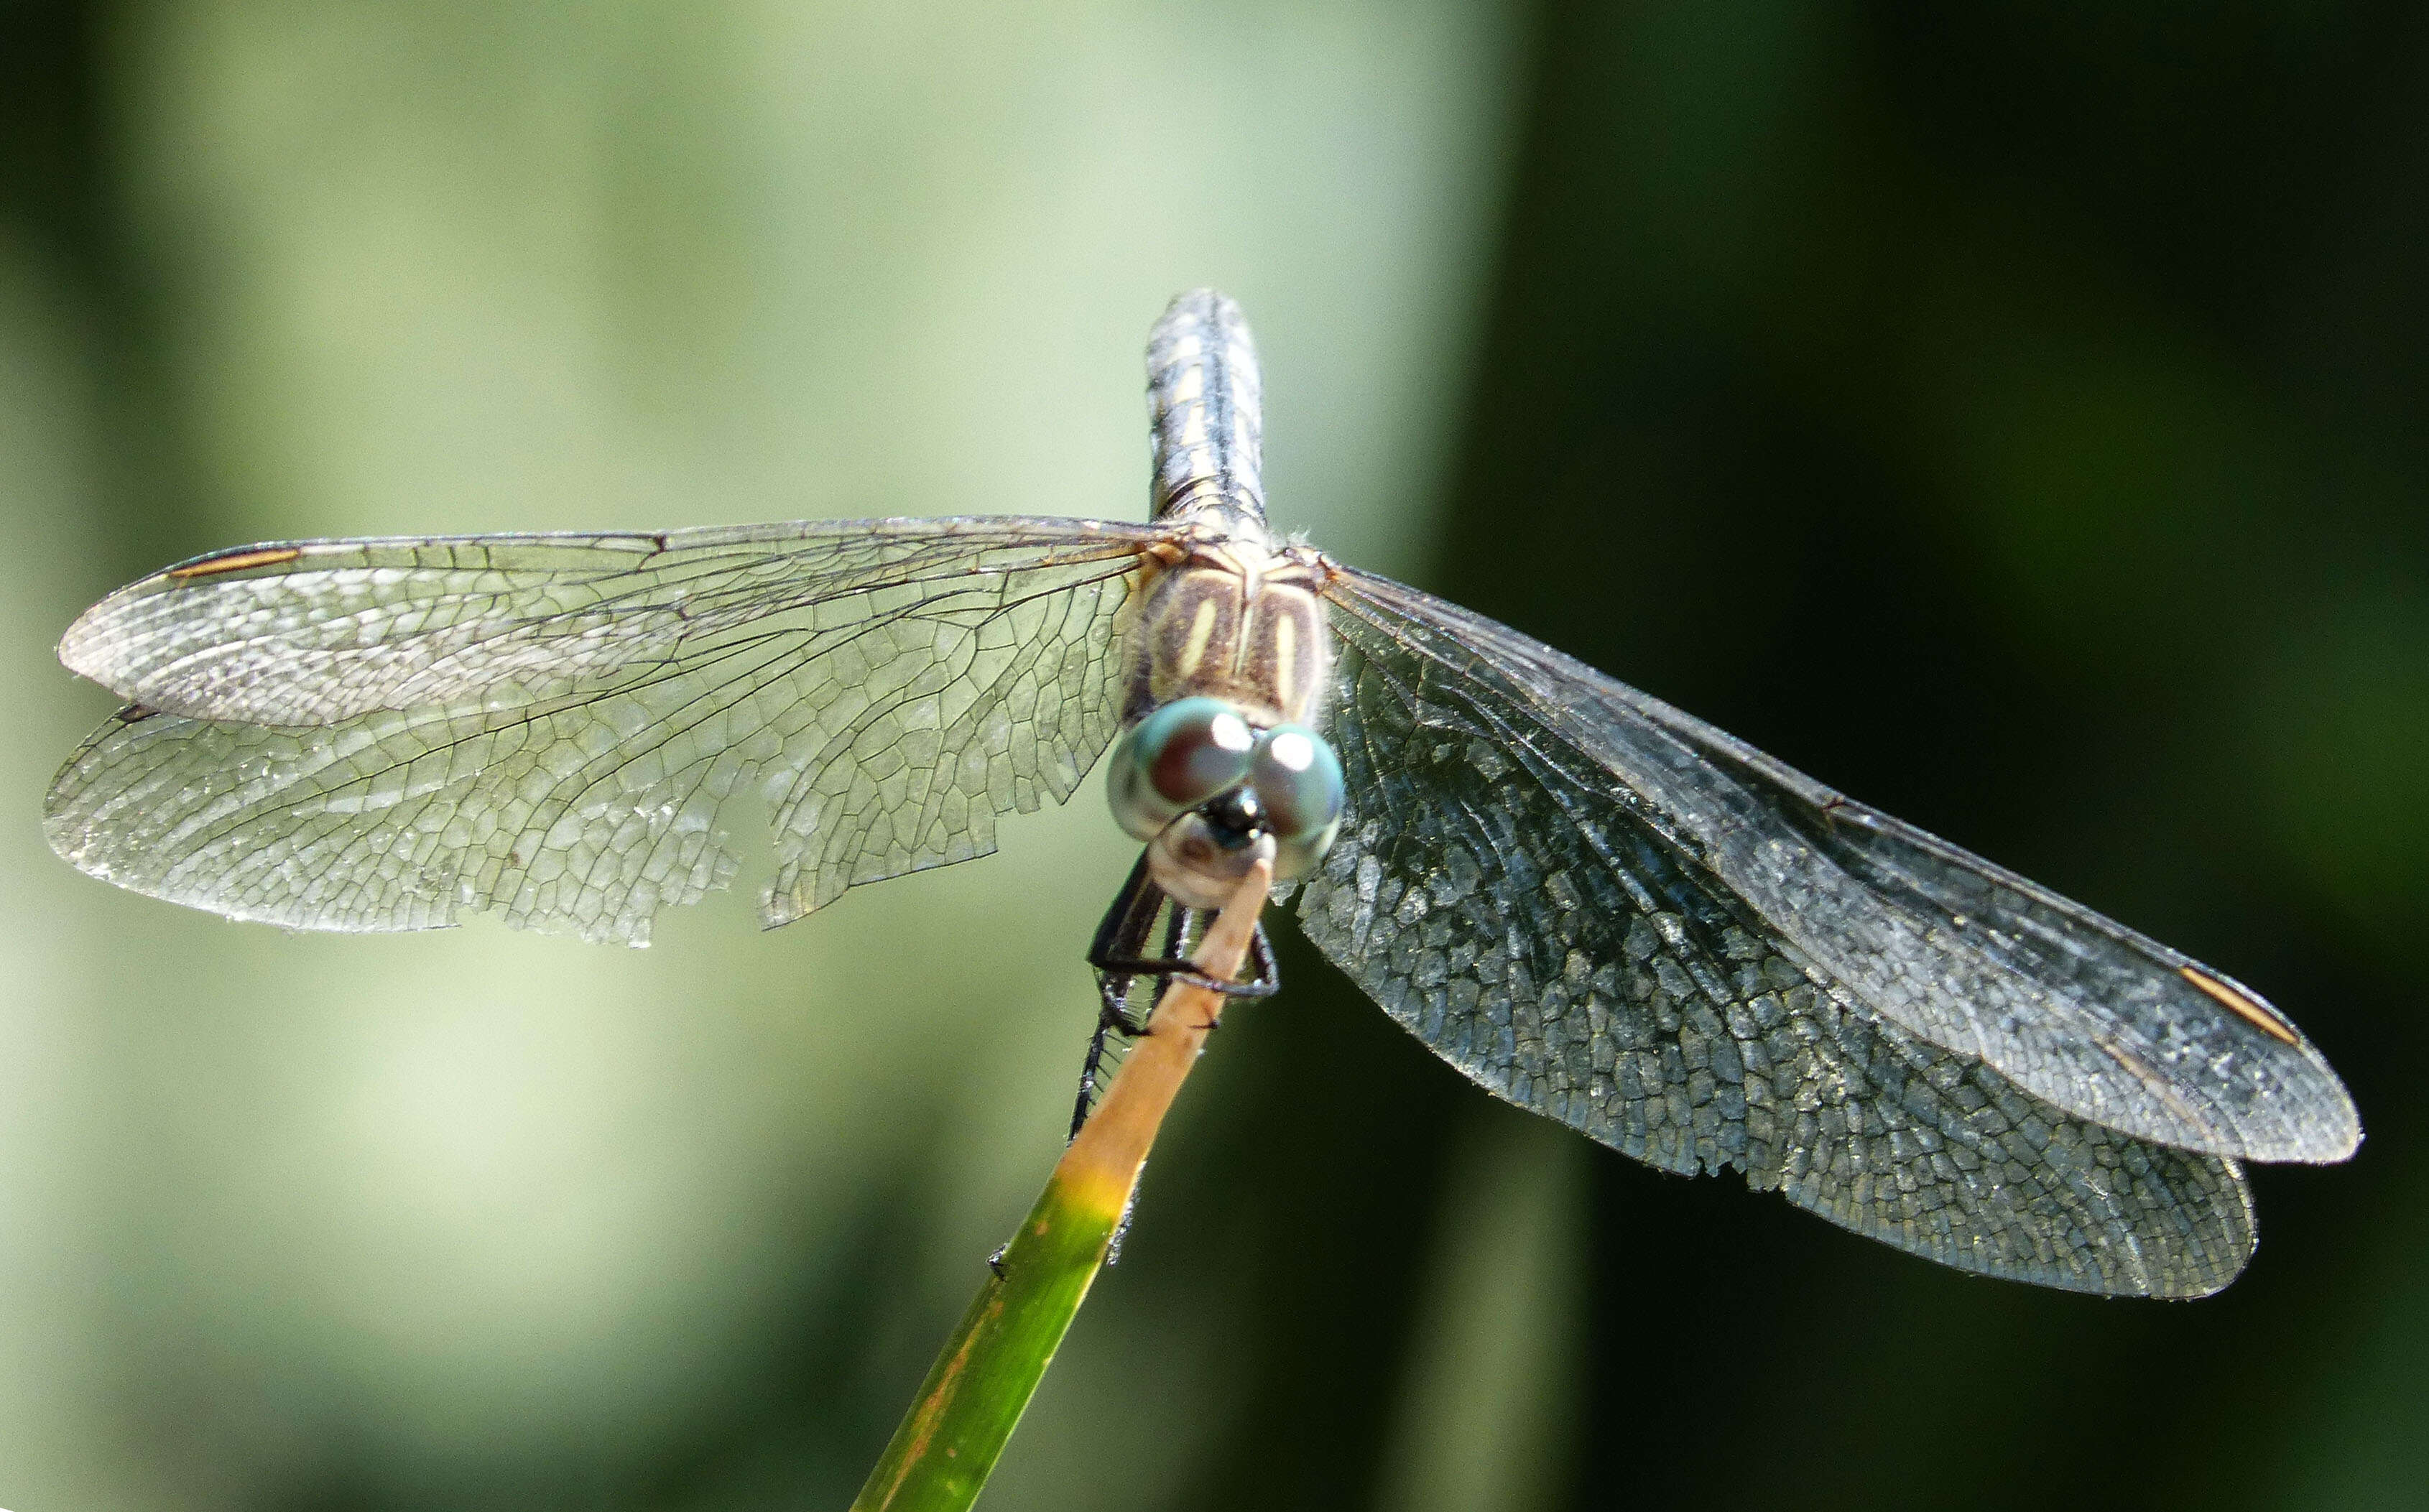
[45,290,2359,1299]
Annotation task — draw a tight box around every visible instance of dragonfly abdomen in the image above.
[1147,289,1266,529]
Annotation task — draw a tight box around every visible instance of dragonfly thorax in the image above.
[1125,536,1332,729]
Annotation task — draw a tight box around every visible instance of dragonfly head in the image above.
[1108,696,1344,908]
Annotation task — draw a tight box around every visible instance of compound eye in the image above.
[1250,723,1345,878]
[1106,697,1258,842]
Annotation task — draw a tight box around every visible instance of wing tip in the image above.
[57,598,119,687]
[2274,1098,2364,1166]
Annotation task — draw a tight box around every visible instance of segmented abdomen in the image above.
[1146,289,1266,525]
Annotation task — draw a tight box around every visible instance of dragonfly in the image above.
[47,290,2358,1299]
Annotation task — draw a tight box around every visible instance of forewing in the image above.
[1314,568,2357,1167]
[1301,570,2270,1296]
[48,519,1161,943]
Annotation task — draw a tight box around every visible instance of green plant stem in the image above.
[849,858,1274,1512]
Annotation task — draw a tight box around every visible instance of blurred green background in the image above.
[1,1,2423,1508]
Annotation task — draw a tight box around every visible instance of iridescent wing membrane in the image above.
[47,519,1162,944]
[1300,567,2358,1297]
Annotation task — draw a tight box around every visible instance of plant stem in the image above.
[849,858,1274,1512]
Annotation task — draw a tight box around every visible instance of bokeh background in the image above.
[2,1,2424,1508]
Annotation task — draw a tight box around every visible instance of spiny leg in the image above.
[1072,856,1183,1140]
[1073,847,1287,1141]
[1072,906,1188,1138]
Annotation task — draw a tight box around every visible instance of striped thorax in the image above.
[1126,534,1331,731]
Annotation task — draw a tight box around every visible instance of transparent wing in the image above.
[1314,567,2357,1168]
[1300,568,2304,1296]
[48,518,1162,944]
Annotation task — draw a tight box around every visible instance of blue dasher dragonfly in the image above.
[46,291,2357,1299]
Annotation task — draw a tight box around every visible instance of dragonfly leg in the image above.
[1087,852,1281,1002]
[1068,1011,1126,1143]
[1085,850,1165,1030]
[1072,857,1179,1138]
[1073,859,1282,1141]
[1240,919,1280,998]
[1071,853,1282,1139]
